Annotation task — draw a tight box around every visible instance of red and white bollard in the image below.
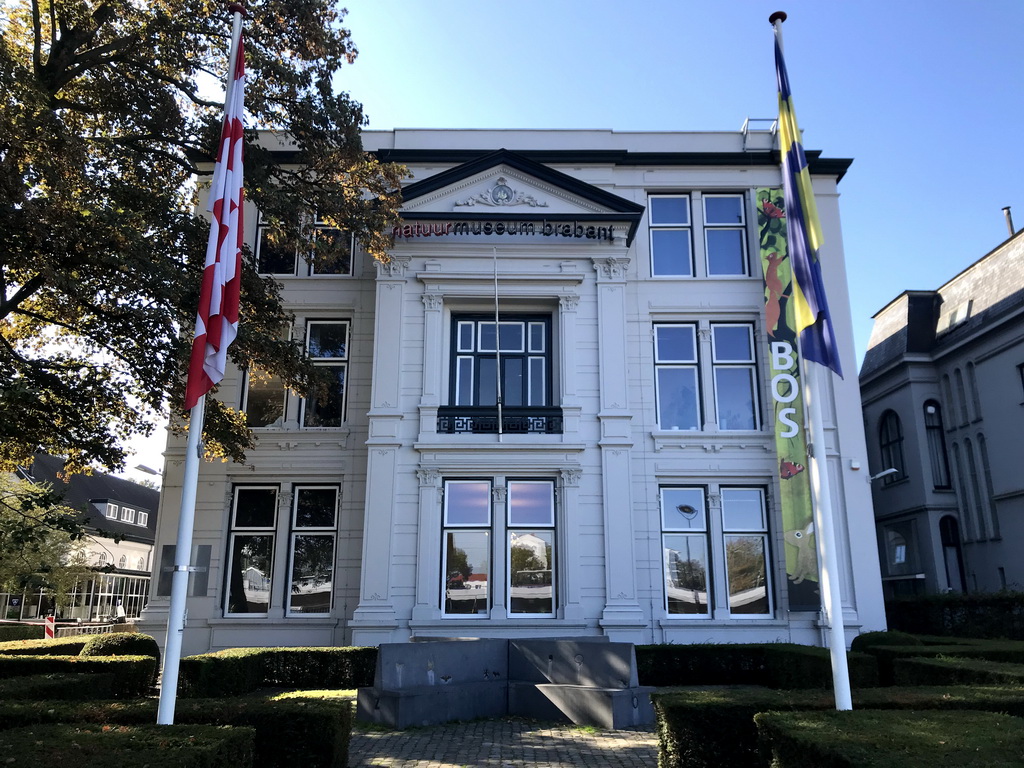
[44,615,55,639]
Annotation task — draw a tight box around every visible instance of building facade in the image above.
[140,129,885,654]
[860,228,1024,597]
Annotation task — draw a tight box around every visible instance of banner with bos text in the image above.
[757,188,820,611]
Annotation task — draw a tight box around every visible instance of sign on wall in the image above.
[757,187,821,612]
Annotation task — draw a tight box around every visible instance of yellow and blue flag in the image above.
[774,35,843,378]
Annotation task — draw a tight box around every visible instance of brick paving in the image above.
[349,718,658,767]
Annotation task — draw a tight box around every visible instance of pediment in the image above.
[397,149,643,244]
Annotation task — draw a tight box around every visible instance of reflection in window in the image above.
[649,195,693,277]
[288,487,338,615]
[924,401,951,489]
[879,410,906,484]
[244,369,286,428]
[508,480,555,616]
[661,487,710,616]
[442,480,491,616]
[712,324,758,430]
[303,321,349,427]
[722,488,770,615]
[226,487,278,615]
[654,324,699,430]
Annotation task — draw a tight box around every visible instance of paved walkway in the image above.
[349,718,658,767]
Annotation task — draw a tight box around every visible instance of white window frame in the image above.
[442,479,493,618]
[137,511,149,527]
[702,194,749,277]
[224,485,279,617]
[120,507,135,524]
[286,485,339,617]
[506,480,557,618]
[301,320,350,428]
[241,368,288,428]
[106,504,118,519]
[654,323,701,431]
[649,194,693,278]
[710,323,760,431]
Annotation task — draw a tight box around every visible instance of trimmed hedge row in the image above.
[0,625,43,642]
[179,646,377,697]
[0,672,117,700]
[0,723,255,768]
[755,709,1024,768]
[0,636,89,655]
[0,694,350,768]
[652,685,1024,768]
[863,641,1024,685]
[635,643,879,689]
[886,592,1024,639]
[893,655,1024,686]
[0,654,156,698]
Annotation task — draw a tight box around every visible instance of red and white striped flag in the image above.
[184,35,246,410]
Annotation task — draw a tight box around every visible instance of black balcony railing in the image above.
[436,406,563,435]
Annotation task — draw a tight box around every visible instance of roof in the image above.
[18,455,159,545]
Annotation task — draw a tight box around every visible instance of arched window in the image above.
[924,401,951,489]
[966,362,982,421]
[879,410,906,484]
[965,438,987,540]
[978,434,1000,539]
[951,442,975,542]
[118,555,127,569]
[97,552,107,566]
[939,516,965,592]
[138,557,146,571]
[954,368,969,425]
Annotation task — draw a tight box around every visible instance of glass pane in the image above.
[650,196,689,225]
[508,481,554,526]
[303,365,345,427]
[227,534,273,613]
[651,229,692,276]
[498,322,524,352]
[529,322,545,353]
[256,229,296,274]
[712,325,753,361]
[310,228,351,275]
[661,488,706,531]
[245,371,285,428]
[295,488,337,528]
[234,488,277,528]
[478,323,497,352]
[478,358,497,406]
[664,534,709,615]
[456,357,474,406]
[726,535,769,614]
[704,196,744,224]
[529,357,546,407]
[706,229,746,275]
[458,322,475,352]
[715,367,757,430]
[510,530,554,615]
[722,489,765,530]
[307,323,347,359]
[444,530,489,615]
[656,367,700,430]
[444,481,491,525]
[655,325,697,363]
[289,534,334,614]
[503,357,524,407]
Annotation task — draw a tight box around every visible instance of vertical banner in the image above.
[757,188,820,611]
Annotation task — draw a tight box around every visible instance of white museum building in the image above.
[138,128,886,654]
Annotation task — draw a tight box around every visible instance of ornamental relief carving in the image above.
[592,257,630,280]
[455,177,550,208]
[376,257,410,279]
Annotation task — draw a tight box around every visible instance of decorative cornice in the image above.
[376,256,410,279]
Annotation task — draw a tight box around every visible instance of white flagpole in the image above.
[157,6,245,725]
[771,10,852,711]
[493,247,503,440]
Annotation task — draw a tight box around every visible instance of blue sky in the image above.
[121,0,1024,479]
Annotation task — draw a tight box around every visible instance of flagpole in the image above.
[157,4,246,725]
[771,10,852,711]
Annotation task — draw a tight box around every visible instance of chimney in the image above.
[1003,206,1015,238]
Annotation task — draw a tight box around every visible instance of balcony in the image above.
[436,406,564,435]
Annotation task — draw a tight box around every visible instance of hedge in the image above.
[0,723,255,768]
[635,643,878,689]
[893,655,1024,686]
[0,625,43,642]
[0,695,350,768]
[179,646,377,697]
[886,592,1024,639]
[0,636,89,655]
[755,709,1024,768]
[0,672,117,700]
[864,641,1024,685]
[653,685,1024,768]
[0,654,156,698]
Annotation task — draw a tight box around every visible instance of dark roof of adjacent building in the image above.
[17,455,159,545]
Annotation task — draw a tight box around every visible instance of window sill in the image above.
[652,430,773,452]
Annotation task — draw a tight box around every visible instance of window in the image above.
[649,193,749,277]
[255,225,298,275]
[309,227,354,276]
[882,521,917,576]
[106,504,118,519]
[965,438,987,540]
[924,401,951,489]
[225,486,278,615]
[878,411,906,484]
[137,511,149,527]
[452,315,550,407]
[256,221,354,276]
[661,486,771,617]
[653,322,759,432]
[97,553,107,566]
[441,478,557,618]
[243,369,286,428]
[649,195,693,276]
[137,557,146,571]
[120,507,135,524]
[302,321,349,427]
[978,434,1000,539]
[287,487,338,615]
[703,195,747,276]
[118,555,127,569]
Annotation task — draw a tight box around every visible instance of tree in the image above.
[0,0,404,474]
[0,473,92,609]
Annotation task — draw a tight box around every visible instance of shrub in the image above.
[80,632,160,683]
[0,625,43,642]
[849,630,922,653]
[865,641,1024,685]
[0,723,254,768]
[0,673,116,700]
[755,709,1024,768]
[893,656,1024,686]
[653,685,1024,768]
[0,694,351,768]
[0,654,156,698]
[886,591,1024,639]
[0,636,88,655]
